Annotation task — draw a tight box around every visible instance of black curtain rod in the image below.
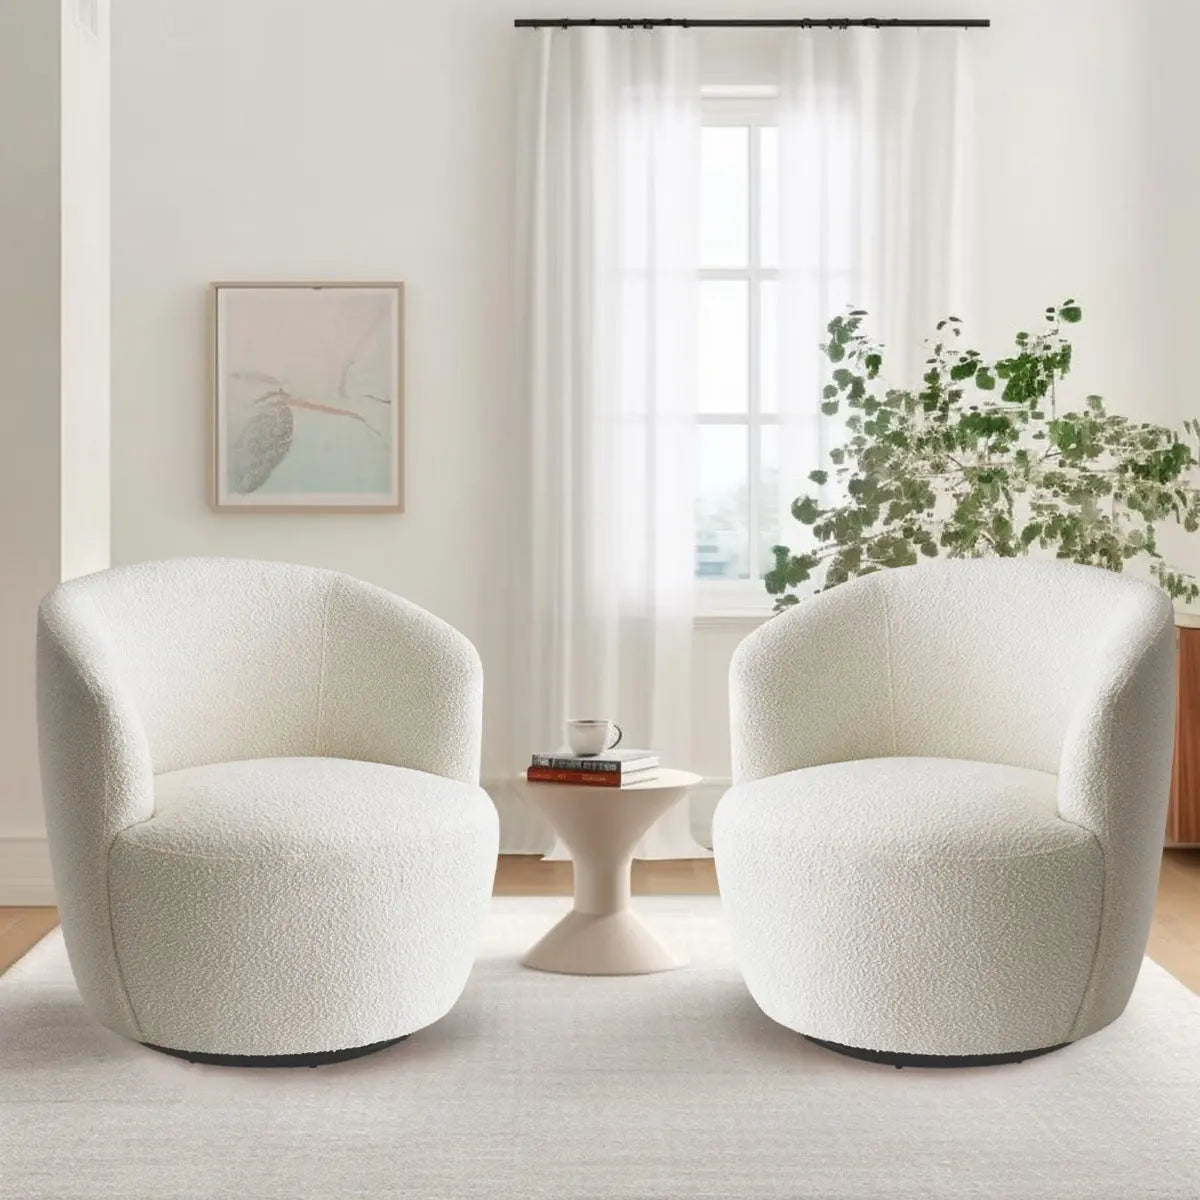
[515,17,990,28]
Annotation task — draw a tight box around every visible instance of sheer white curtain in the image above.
[499,27,701,854]
[772,27,975,544]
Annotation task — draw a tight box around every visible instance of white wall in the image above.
[1139,2,1200,578]
[0,2,63,858]
[0,1,110,896]
[104,0,1199,849]
[61,0,112,582]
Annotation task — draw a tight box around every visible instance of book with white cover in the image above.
[530,748,659,773]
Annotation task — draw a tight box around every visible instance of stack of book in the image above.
[526,748,659,788]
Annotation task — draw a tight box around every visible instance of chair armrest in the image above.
[38,592,155,848]
[1056,588,1176,1037]
[37,591,154,1037]
[1057,590,1176,842]
[319,578,484,785]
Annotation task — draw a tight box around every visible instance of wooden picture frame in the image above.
[210,281,405,512]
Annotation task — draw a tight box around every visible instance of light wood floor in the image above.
[4,851,1199,991]
[1146,850,1200,992]
[0,907,60,976]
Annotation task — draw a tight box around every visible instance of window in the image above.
[695,94,856,611]
[694,101,784,610]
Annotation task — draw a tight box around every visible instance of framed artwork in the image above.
[211,282,405,511]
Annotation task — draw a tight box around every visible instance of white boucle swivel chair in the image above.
[713,558,1176,1066]
[37,558,498,1066]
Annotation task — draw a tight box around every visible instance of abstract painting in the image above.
[212,282,404,510]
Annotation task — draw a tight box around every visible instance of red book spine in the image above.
[526,766,622,787]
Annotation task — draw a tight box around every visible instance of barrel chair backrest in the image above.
[731,557,1174,783]
[38,557,483,782]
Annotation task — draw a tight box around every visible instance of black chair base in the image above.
[803,1035,1069,1069]
[143,1034,409,1068]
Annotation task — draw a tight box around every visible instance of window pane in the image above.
[698,280,748,414]
[826,115,854,274]
[759,424,782,576]
[775,114,855,273]
[759,126,778,269]
[760,279,778,413]
[762,280,825,416]
[766,276,857,417]
[827,272,853,324]
[701,126,748,268]
[759,422,821,583]
[695,424,749,580]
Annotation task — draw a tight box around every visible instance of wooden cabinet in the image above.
[1169,624,1200,844]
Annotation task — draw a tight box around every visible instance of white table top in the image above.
[611,768,701,791]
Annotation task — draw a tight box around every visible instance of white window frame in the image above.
[697,94,779,616]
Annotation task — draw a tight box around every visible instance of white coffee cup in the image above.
[566,719,623,757]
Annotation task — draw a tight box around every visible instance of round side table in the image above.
[519,769,702,975]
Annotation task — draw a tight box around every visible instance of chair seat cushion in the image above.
[713,757,1105,1056]
[107,757,498,1057]
[121,755,489,861]
[721,755,1094,861]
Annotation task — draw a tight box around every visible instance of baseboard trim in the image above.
[0,837,55,905]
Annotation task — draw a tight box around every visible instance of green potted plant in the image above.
[766,302,1200,611]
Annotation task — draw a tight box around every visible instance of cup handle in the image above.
[607,723,623,750]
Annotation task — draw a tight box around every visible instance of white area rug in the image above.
[2,898,1198,1199]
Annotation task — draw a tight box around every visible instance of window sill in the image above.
[693,610,773,631]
